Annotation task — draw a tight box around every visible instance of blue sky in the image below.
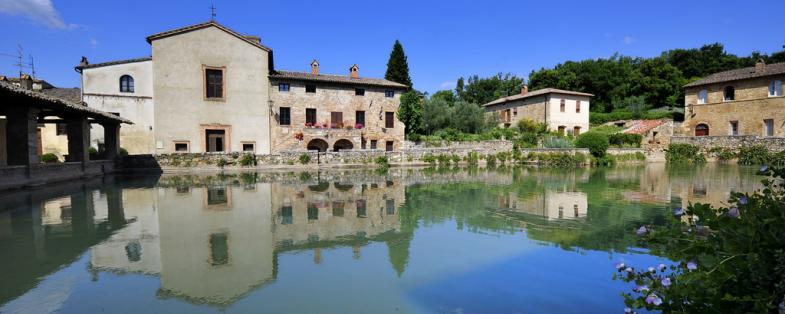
[1,0,784,93]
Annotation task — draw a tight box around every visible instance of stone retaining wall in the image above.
[671,136,785,152]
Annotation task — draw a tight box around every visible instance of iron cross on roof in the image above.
[210,4,216,21]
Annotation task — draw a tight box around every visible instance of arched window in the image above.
[120,75,134,93]
[723,86,734,101]
[695,123,709,136]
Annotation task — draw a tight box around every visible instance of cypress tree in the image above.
[385,40,413,89]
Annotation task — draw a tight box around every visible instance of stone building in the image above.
[269,61,407,152]
[76,21,406,154]
[683,60,785,137]
[483,86,593,135]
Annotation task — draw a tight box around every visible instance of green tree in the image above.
[430,90,457,106]
[397,91,423,136]
[422,97,451,134]
[450,101,486,133]
[456,73,524,105]
[384,40,413,89]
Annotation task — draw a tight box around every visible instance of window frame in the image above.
[305,108,317,125]
[203,65,226,101]
[560,99,566,112]
[355,88,365,96]
[279,107,291,126]
[119,75,135,93]
[173,141,190,153]
[56,123,68,136]
[278,83,290,92]
[385,111,395,128]
[384,90,395,98]
[241,141,256,153]
[697,89,708,104]
[305,84,316,93]
[576,100,581,113]
[764,119,774,137]
[770,80,783,97]
[729,121,739,136]
[723,86,735,102]
[355,110,365,127]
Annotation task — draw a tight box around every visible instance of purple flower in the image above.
[624,267,633,273]
[661,277,672,287]
[636,226,648,236]
[760,165,769,173]
[658,263,667,271]
[624,308,633,313]
[615,262,626,270]
[738,196,748,205]
[687,261,697,270]
[673,207,685,217]
[728,207,740,218]
[634,285,650,292]
[648,267,656,273]
[645,294,663,306]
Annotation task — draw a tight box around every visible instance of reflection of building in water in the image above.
[87,177,405,307]
[670,164,763,208]
[494,189,588,220]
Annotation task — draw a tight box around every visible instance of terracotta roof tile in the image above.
[623,119,666,134]
[684,62,785,88]
[145,21,272,52]
[483,88,593,107]
[270,70,408,89]
[0,81,131,124]
[77,57,152,70]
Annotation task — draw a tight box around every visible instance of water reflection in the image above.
[0,164,763,313]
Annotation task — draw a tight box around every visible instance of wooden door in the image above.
[206,130,226,152]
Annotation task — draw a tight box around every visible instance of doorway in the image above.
[206,129,226,152]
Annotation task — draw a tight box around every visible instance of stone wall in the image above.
[671,136,785,152]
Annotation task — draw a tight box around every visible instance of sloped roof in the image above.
[483,88,594,107]
[623,119,666,135]
[0,76,54,89]
[270,70,409,89]
[684,62,785,88]
[0,81,131,124]
[77,57,152,70]
[146,21,272,52]
[40,87,82,103]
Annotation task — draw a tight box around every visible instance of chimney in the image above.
[19,73,33,90]
[521,85,528,95]
[244,35,261,44]
[310,59,320,75]
[79,56,89,67]
[350,64,359,79]
[755,58,766,73]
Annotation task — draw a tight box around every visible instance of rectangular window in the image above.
[305,84,316,93]
[385,90,395,98]
[355,88,365,96]
[332,201,345,217]
[307,203,318,221]
[306,108,317,125]
[771,80,783,97]
[560,99,565,112]
[356,199,367,217]
[207,187,228,205]
[355,111,365,128]
[386,199,395,215]
[209,233,229,266]
[764,119,774,136]
[576,100,581,113]
[279,107,291,125]
[558,126,566,135]
[385,112,394,128]
[729,121,739,136]
[512,108,517,116]
[386,141,394,152]
[698,89,708,104]
[242,142,255,152]
[174,142,189,152]
[278,83,290,92]
[370,140,377,149]
[573,126,581,135]
[331,112,343,128]
[281,206,293,225]
[56,123,68,136]
[205,129,226,152]
[205,68,223,99]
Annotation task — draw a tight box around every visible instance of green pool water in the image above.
[0,164,762,313]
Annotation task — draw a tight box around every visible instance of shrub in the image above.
[771,150,785,166]
[708,146,736,161]
[451,154,461,164]
[542,135,574,148]
[216,158,227,168]
[617,167,785,313]
[298,153,311,164]
[517,118,547,134]
[239,153,256,167]
[575,132,610,157]
[608,133,643,148]
[41,153,59,163]
[485,154,497,167]
[737,145,770,165]
[375,156,389,169]
[665,143,704,164]
[437,154,451,166]
[496,152,510,164]
[119,148,129,156]
[465,152,480,165]
[88,147,99,159]
[422,154,437,165]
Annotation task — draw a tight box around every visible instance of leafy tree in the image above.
[450,101,485,133]
[397,91,423,137]
[431,90,457,106]
[385,40,412,89]
[423,97,451,134]
[456,73,524,105]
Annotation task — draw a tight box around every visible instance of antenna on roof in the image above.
[15,44,24,77]
[28,54,36,79]
[210,3,217,21]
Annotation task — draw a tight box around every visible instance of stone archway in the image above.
[695,123,709,136]
[333,139,354,152]
[306,138,329,152]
